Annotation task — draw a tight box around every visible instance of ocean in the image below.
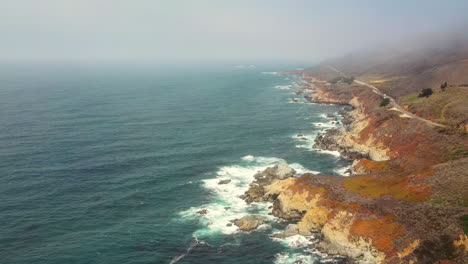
[0,63,350,264]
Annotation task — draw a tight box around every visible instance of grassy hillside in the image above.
[400,86,468,128]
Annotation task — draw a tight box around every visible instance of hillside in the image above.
[306,35,468,98]
[272,39,468,263]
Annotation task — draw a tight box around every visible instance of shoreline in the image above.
[264,70,468,264]
[177,73,357,264]
[181,68,467,264]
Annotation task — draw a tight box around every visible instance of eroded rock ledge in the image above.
[242,164,467,264]
[313,97,391,164]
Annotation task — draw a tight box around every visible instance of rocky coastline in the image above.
[229,73,468,264]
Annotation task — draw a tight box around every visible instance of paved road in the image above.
[327,66,447,128]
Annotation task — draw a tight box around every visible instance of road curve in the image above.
[327,66,447,128]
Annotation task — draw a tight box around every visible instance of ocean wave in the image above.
[292,133,317,151]
[179,156,286,236]
[169,236,205,264]
[275,85,292,90]
[312,122,338,128]
[274,252,315,264]
[262,71,279,75]
[313,149,341,157]
[333,165,351,176]
[271,233,316,248]
[179,155,319,237]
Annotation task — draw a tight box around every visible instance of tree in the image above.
[343,76,354,84]
[418,88,433,98]
[380,98,390,107]
[440,82,448,92]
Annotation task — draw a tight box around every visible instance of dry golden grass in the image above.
[400,87,468,126]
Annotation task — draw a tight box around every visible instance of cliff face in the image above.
[266,176,389,263]
[332,96,391,162]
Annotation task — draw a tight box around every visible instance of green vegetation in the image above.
[434,196,445,204]
[418,88,433,98]
[456,196,468,206]
[379,97,390,107]
[461,215,468,234]
[446,144,468,160]
[329,76,355,85]
[400,87,468,126]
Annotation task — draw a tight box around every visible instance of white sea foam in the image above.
[289,163,320,175]
[241,155,255,161]
[312,122,337,128]
[314,149,341,157]
[291,133,318,152]
[274,252,315,264]
[169,236,205,264]
[319,113,339,120]
[271,234,316,248]
[275,85,292,90]
[334,165,351,176]
[262,71,278,75]
[179,156,286,236]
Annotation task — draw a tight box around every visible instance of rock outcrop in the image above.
[241,163,296,203]
[233,215,267,232]
[313,97,391,162]
[271,224,300,238]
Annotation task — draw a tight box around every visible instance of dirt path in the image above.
[327,66,447,128]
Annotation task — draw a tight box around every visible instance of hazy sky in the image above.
[1,0,468,62]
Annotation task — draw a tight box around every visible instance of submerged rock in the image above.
[218,179,231,185]
[233,215,267,231]
[197,209,208,215]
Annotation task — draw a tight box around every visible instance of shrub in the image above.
[440,82,448,92]
[418,88,433,98]
[380,98,390,107]
[462,215,468,234]
[344,76,355,84]
[328,76,355,85]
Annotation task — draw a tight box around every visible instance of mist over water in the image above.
[0,63,350,263]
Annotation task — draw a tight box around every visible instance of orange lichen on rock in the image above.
[353,158,390,174]
[350,214,405,253]
[283,176,328,202]
[358,116,389,142]
[318,199,365,220]
[397,240,420,259]
[342,169,433,202]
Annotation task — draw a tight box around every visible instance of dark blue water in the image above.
[0,63,349,264]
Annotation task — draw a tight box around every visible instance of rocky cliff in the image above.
[241,69,468,263]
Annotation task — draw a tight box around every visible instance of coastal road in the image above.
[327,66,447,128]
